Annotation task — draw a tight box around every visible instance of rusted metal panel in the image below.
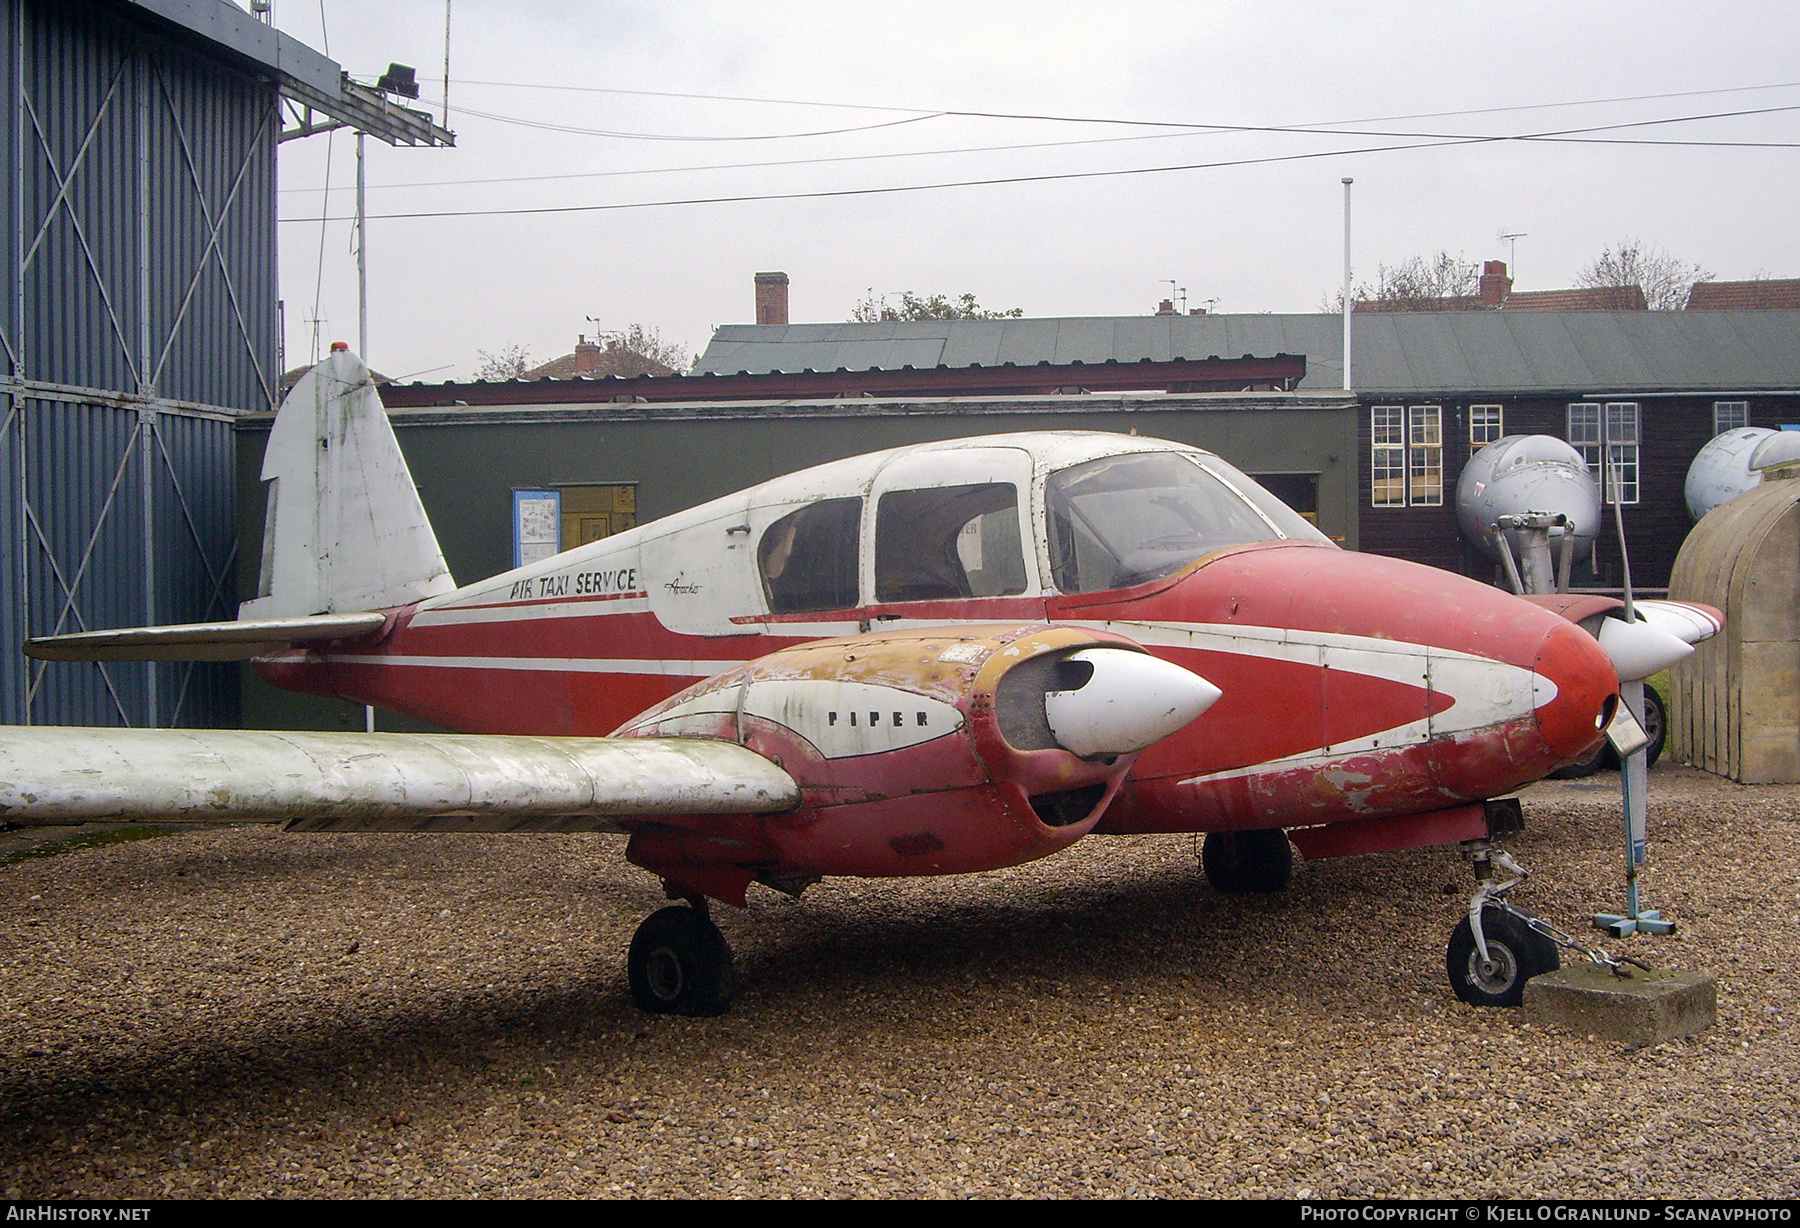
[379,354,1308,407]
[1288,803,1489,860]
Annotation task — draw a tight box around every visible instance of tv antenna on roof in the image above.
[1498,228,1527,280]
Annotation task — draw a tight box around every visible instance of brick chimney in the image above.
[755,271,790,325]
[571,335,602,375]
[1480,260,1513,307]
[1155,298,1176,316]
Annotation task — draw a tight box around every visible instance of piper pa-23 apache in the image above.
[9,348,1722,1016]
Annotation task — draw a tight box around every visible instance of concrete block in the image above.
[1522,964,1717,1044]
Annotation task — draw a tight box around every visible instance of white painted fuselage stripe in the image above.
[410,599,652,626]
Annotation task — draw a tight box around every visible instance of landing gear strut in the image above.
[1447,841,1559,1007]
[1201,827,1292,893]
[628,904,737,1016]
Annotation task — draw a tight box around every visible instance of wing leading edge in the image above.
[0,728,798,831]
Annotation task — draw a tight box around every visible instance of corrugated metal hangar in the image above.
[2,0,445,729]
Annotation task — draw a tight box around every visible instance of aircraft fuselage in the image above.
[259,432,1616,848]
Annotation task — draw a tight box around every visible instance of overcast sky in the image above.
[266,1,1800,382]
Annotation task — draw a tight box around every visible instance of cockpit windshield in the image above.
[1046,450,1330,594]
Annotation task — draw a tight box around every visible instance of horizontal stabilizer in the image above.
[23,613,390,662]
[0,727,799,828]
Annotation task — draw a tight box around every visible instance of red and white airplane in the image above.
[9,349,1721,1015]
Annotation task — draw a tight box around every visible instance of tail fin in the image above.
[239,349,455,619]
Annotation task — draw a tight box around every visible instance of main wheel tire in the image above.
[628,905,736,1017]
[1202,828,1292,894]
[1445,905,1560,1008]
[1642,683,1667,769]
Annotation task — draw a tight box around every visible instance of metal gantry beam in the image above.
[278,76,453,147]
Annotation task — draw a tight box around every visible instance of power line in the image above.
[281,99,1800,198]
[446,105,945,142]
[276,105,1800,224]
[435,87,1800,146]
[437,74,1800,129]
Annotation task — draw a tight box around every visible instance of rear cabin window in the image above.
[760,498,861,613]
[1046,452,1325,594]
[875,483,1027,602]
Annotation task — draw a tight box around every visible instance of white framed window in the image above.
[1568,401,1639,504]
[1371,406,1406,507]
[1370,405,1442,506]
[1408,405,1443,506]
[1470,404,1503,451]
[1713,400,1748,436]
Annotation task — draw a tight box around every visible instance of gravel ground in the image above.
[2,765,1796,1200]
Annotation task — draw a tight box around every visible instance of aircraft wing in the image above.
[0,727,798,832]
[22,614,391,662]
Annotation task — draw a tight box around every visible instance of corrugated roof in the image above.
[696,311,1800,395]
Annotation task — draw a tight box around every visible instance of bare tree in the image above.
[1324,251,1481,312]
[1575,239,1714,311]
[472,344,531,381]
[851,290,1024,322]
[599,323,691,374]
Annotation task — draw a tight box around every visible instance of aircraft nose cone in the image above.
[1042,648,1221,758]
[1532,620,1622,765]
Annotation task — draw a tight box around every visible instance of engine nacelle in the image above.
[615,623,1218,898]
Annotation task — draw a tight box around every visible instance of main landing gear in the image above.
[628,903,737,1017]
[1201,827,1293,893]
[1548,683,1667,779]
[1447,840,1559,1007]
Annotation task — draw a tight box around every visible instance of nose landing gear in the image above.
[1448,840,1560,1007]
[1448,903,1560,1007]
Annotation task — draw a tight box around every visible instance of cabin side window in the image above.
[759,498,861,613]
[874,483,1026,602]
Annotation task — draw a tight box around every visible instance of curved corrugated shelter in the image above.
[1668,475,1800,782]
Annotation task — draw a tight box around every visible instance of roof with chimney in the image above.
[1351,261,1648,313]
[694,310,1800,397]
[1687,279,1800,311]
[525,336,676,381]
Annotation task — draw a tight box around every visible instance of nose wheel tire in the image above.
[1446,905,1560,1008]
[1201,828,1293,894]
[628,905,736,1017]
